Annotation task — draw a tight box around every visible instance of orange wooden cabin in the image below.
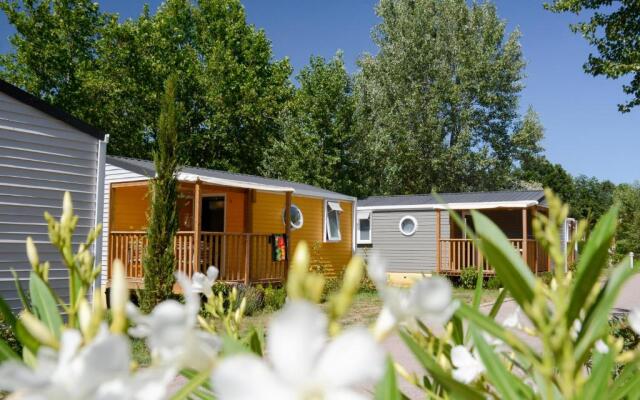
[101,156,356,289]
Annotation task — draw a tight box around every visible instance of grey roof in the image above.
[358,190,546,208]
[0,79,106,140]
[106,156,355,201]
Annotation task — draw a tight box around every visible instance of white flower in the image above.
[368,254,457,339]
[192,266,219,298]
[595,339,609,354]
[628,308,640,335]
[451,346,485,384]
[211,300,385,400]
[0,326,131,399]
[570,319,582,340]
[128,272,219,370]
[502,307,523,330]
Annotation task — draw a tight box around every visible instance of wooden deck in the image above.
[108,231,287,286]
[437,238,549,276]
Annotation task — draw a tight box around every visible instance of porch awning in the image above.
[432,200,539,210]
[327,201,343,212]
[177,172,295,193]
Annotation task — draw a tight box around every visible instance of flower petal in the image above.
[366,253,388,288]
[212,355,293,400]
[410,276,452,315]
[267,301,328,385]
[314,327,385,388]
[0,361,50,391]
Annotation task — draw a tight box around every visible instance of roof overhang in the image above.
[358,200,541,212]
[177,172,295,193]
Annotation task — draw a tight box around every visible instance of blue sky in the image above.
[1,1,637,183]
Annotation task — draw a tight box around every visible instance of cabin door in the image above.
[201,196,225,232]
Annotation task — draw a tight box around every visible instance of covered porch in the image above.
[435,205,550,276]
[106,176,294,288]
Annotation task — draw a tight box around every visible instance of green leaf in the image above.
[399,330,486,400]
[472,267,483,309]
[0,296,17,331]
[451,314,464,345]
[247,327,264,357]
[567,206,618,323]
[170,368,213,400]
[11,269,30,312]
[583,350,614,400]
[29,272,63,338]
[471,327,534,400]
[15,320,39,354]
[471,211,536,309]
[575,258,637,363]
[220,334,249,356]
[488,288,508,319]
[456,303,538,363]
[375,357,402,400]
[610,363,640,400]
[0,339,20,362]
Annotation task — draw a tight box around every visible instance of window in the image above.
[399,215,418,236]
[282,204,304,230]
[357,211,372,244]
[325,201,342,241]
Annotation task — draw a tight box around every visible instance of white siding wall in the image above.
[0,92,99,310]
[100,163,146,288]
[357,210,450,273]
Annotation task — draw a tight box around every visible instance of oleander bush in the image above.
[1,189,639,400]
[459,266,481,289]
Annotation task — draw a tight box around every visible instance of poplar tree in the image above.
[140,76,179,313]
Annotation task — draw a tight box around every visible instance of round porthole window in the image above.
[282,204,304,230]
[399,216,418,236]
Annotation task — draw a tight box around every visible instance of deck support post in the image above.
[244,189,254,285]
[436,209,441,274]
[193,180,202,274]
[522,207,529,273]
[284,191,292,280]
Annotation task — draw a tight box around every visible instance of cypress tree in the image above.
[140,75,180,312]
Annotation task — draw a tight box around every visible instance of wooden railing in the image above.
[437,238,549,275]
[108,231,286,284]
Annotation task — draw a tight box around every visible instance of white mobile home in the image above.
[0,79,108,310]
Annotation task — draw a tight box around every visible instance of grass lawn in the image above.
[131,287,501,366]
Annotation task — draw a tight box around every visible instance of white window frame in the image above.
[357,210,372,244]
[282,204,304,230]
[324,200,342,242]
[399,215,418,236]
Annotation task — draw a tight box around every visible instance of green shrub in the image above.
[0,322,21,356]
[485,275,502,290]
[360,270,378,293]
[322,277,341,302]
[459,267,480,289]
[263,285,287,312]
[239,285,265,316]
[540,271,554,285]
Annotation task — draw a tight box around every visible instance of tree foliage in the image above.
[354,0,542,195]
[140,76,180,313]
[263,53,361,195]
[546,0,640,112]
[0,0,292,173]
[613,182,640,257]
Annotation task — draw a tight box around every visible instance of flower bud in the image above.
[61,191,73,226]
[20,311,58,349]
[110,260,128,333]
[26,237,39,269]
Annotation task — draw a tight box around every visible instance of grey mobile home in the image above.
[357,191,576,282]
[0,80,107,310]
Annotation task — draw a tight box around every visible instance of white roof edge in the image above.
[358,200,540,211]
[178,172,295,193]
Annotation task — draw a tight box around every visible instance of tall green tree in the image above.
[571,175,616,224]
[263,53,361,195]
[355,0,541,195]
[140,75,180,313]
[518,156,576,205]
[0,0,292,172]
[546,0,640,112]
[613,182,640,258]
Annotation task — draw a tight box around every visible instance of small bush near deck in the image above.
[0,322,21,355]
[263,285,287,312]
[486,275,502,290]
[459,267,480,289]
[238,285,265,316]
[540,271,554,285]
